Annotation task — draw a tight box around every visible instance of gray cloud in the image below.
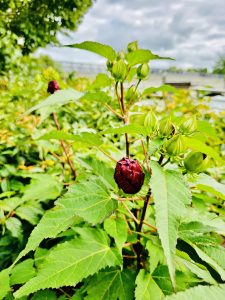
[38,0,225,69]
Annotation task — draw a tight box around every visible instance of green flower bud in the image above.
[127,41,138,52]
[125,85,138,101]
[111,60,127,82]
[106,60,114,72]
[144,111,158,134]
[137,63,150,79]
[117,50,125,60]
[158,118,175,137]
[184,152,210,173]
[165,134,187,156]
[179,116,197,134]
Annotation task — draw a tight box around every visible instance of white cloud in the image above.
[37,0,225,69]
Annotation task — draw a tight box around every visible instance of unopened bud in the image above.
[111,60,127,82]
[106,60,114,72]
[137,63,150,79]
[144,111,158,134]
[117,50,125,60]
[179,116,197,135]
[165,134,187,156]
[127,41,138,52]
[125,85,138,101]
[158,118,175,137]
[184,152,210,173]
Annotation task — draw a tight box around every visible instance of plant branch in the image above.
[52,112,77,180]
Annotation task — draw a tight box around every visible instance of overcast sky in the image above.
[38,0,225,69]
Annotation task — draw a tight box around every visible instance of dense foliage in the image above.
[0,41,225,300]
[0,0,94,71]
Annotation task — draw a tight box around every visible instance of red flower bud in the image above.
[114,157,145,194]
[47,80,60,94]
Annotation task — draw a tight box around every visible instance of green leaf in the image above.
[85,268,135,300]
[31,290,57,300]
[135,270,164,300]
[104,216,128,251]
[16,202,44,225]
[142,85,177,96]
[80,157,116,189]
[146,239,166,274]
[103,124,149,136]
[176,251,217,284]
[150,161,191,288]
[10,259,36,285]
[81,91,112,102]
[38,131,102,146]
[89,73,112,90]
[6,217,22,239]
[183,137,224,165]
[165,284,225,300]
[14,229,121,298]
[195,173,225,200]
[197,120,220,141]
[187,242,225,280]
[22,174,62,202]
[0,269,10,300]
[67,41,117,61]
[148,138,164,156]
[126,49,173,66]
[14,180,117,263]
[25,89,82,114]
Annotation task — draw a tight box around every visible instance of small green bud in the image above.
[179,116,197,135]
[144,111,158,133]
[111,60,127,82]
[117,50,125,60]
[137,63,150,79]
[165,134,187,156]
[158,118,175,137]
[127,41,138,52]
[106,60,114,71]
[125,85,138,101]
[184,152,210,173]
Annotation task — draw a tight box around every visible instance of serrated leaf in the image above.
[6,217,22,239]
[0,268,10,300]
[135,270,164,300]
[165,284,225,300]
[146,240,166,274]
[126,49,173,66]
[183,137,224,165]
[187,242,225,280]
[10,259,36,285]
[14,180,117,263]
[148,138,164,156]
[142,85,177,96]
[195,173,225,200]
[25,89,82,114]
[85,268,135,300]
[38,131,102,146]
[103,124,149,135]
[67,41,117,61]
[104,216,128,251]
[14,229,121,298]
[89,74,112,90]
[176,251,217,284]
[16,202,44,225]
[150,161,191,288]
[81,91,112,103]
[22,174,62,202]
[80,157,116,189]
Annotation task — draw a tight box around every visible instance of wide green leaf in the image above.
[10,259,36,285]
[67,41,117,61]
[183,137,224,164]
[38,131,103,146]
[89,74,112,90]
[165,284,225,300]
[126,49,173,66]
[14,228,121,298]
[25,89,82,114]
[150,162,191,288]
[135,270,164,300]
[0,269,10,300]
[195,173,225,200]
[81,91,112,103]
[85,268,135,300]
